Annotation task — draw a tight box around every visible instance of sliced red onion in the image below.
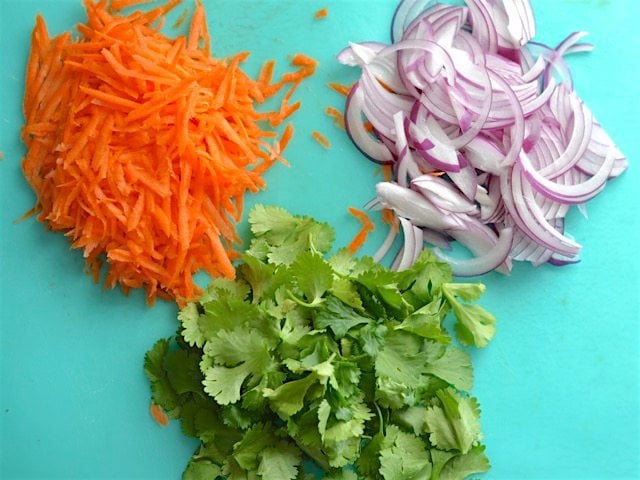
[344,85,394,164]
[422,227,452,250]
[376,181,465,230]
[373,223,399,263]
[412,174,478,214]
[519,147,614,205]
[434,227,514,276]
[339,0,627,275]
[394,217,424,270]
[391,0,438,43]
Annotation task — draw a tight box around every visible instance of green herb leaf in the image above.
[424,388,483,454]
[144,205,497,480]
[314,296,371,338]
[290,251,334,305]
[442,283,496,348]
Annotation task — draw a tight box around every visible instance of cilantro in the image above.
[144,205,498,480]
[442,283,496,348]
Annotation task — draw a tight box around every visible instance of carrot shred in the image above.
[347,207,375,254]
[291,53,318,69]
[327,82,351,97]
[311,130,331,149]
[325,106,345,130]
[149,403,169,427]
[21,0,316,304]
[382,164,393,182]
[314,8,328,20]
[173,8,189,29]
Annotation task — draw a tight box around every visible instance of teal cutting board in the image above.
[1,0,638,478]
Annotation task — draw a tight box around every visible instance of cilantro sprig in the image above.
[145,205,496,480]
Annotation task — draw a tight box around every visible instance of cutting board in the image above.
[1,0,638,478]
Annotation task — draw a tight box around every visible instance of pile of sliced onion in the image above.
[338,0,627,276]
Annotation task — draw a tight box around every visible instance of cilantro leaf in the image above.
[442,283,496,348]
[356,432,384,477]
[144,339,180,414]
[165,349,203,395]
[202,328,277,405]
[424,347,473,392]
[394,297,451,344]
[263,373,318,419]
[248,204,334,265]
[257,444,301,480]
[374,331,430,408]
[314,296,371,338]
[331,277,364,311]
[378,425,432,480]
[327,248,358,276]
[289,251,334,305]
[438,445,490,480]
[182,459,222,480]
[179,303,205,348]
[424,388,483,454]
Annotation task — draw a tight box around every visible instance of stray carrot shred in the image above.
[173,8,189,29]
[381,208,399,232]
[363,121,375,133]
[21,0,316,305]
[13,206,39,224]
[382,164,393,182]
[291,53,318,69]
[311,131,331,149]
[327,82,351,97]
[314,8,328,20]
[150,403,169,427]
[347,207,375,254]
[325,106,345,130]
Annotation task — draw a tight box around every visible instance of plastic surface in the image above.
[0,0,638,478]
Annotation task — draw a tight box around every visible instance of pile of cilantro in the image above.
[145,205,497,480]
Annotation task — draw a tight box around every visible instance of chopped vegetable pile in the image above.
[338,0,628,276]
[146,205,496,479]
[21,0,315,303]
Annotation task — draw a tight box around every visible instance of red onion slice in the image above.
[344,85,394,164]
[339,0,627,275]
[435,227,514,276]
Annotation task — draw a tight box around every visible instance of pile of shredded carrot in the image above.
[21,0,316,304]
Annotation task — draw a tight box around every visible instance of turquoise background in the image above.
[1,0,638,478]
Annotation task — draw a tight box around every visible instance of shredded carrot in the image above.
[149,403,169,427]
[314,8,328,20]
[311,130,331,149]
[327,82,351,97]
[347,207,375,254]
[291,53,318,69]
[21,0,316,305]
[173,8,189,29]
[110,0,154,11]
[325,106,345,130]
[13,206,39,224]
[382,164,393,182]
[364,121,375,133]
[381,208,399,232]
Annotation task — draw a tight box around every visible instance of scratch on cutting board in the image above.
[563,0,610,6]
